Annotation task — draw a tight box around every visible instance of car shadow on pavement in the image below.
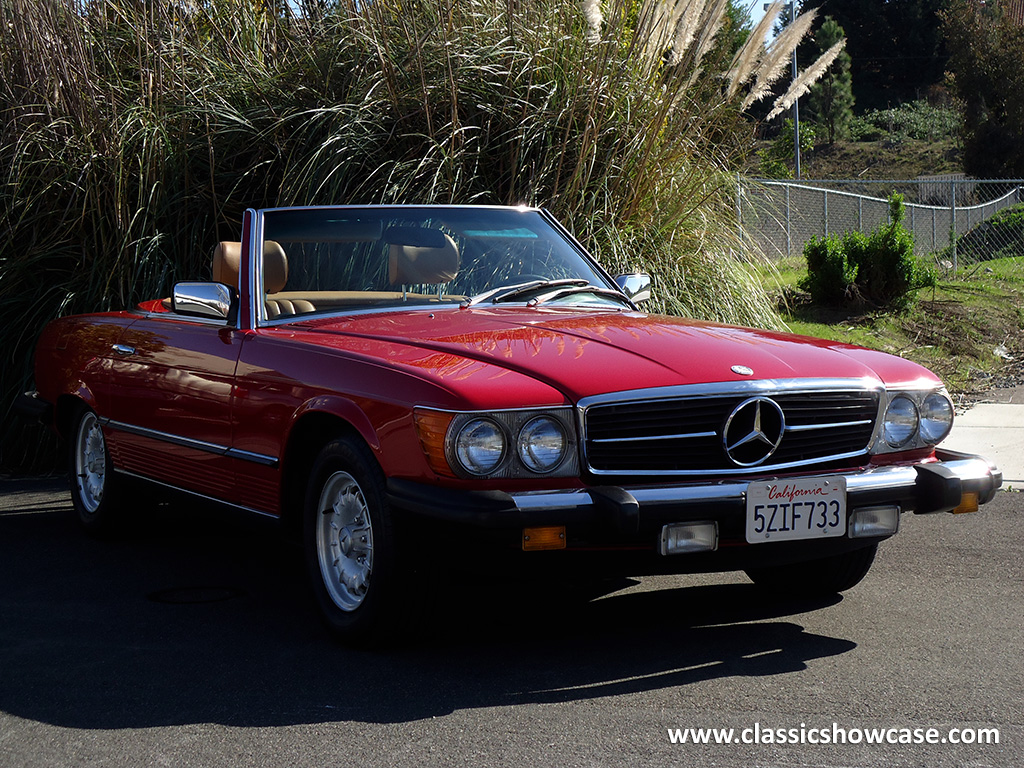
[0,480,856,729]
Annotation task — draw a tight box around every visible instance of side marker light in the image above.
[523,526,567,551]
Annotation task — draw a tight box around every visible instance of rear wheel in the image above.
[69,407,125,534]
[303,435,400,643]
[744,544,878,596]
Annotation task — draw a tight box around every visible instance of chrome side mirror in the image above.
[172,282,237,323]
[614,273,652,304]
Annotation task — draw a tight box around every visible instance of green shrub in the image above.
[758,119,817,178]
[801,233,858,305]
[801,193,935,309]
[848,100,961,144]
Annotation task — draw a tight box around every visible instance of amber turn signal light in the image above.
[522,526,566,551]
[413,408,456,477]
[952,491,979,514]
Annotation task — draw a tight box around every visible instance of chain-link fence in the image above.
[738,177,1024,270]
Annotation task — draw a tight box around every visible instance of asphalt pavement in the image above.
[0,477,1021,767]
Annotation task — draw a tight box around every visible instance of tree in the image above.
[722,0,753,56]
[799,0,950,110]
[808,16,854,143]
[941,0,1024,177]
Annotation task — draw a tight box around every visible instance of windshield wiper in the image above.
[525,284,633,308]
[462,279,589,308]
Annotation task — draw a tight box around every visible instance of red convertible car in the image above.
[21,205,1002,640]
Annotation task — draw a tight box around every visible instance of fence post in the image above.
[786,184,792,257]
[950,179,958,272]
[736,173,742,248]
[823,189,829,236]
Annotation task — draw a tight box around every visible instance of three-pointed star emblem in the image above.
[723,397,786,466]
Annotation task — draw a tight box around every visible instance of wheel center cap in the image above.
[338,526,354,556]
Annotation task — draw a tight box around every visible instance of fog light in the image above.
[659,522,718,556]
[849,506,901,538]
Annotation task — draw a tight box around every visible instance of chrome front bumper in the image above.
[509,450,1001,518]
[388,450,1002,533]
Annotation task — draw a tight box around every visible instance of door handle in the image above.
[112,344,136,356]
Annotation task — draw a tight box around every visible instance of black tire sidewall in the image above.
[302,435,397,642]
[68,406,120,533]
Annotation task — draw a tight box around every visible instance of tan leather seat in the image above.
[265,298,316,319]
[388,233,460,286]
[213,240,288,291]
[212,241,314,319]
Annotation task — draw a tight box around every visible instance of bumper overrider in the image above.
[387,449,1002,555]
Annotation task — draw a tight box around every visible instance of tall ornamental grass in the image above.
[0,0,825,471]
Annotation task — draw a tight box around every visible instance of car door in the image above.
[103,312,243,503]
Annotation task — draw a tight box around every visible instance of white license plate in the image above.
[745,477,847,543]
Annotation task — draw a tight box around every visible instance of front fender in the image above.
[290,394,382,454]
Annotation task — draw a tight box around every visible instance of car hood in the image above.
[290,307,939,402]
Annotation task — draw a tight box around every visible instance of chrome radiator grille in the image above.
[581,383,880,476]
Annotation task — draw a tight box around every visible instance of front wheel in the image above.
[69,406,125,534]
[303,435,400,643]
[744,544,879,596]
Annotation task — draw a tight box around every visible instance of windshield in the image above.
[256,206,623,321]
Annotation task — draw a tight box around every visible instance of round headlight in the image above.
[883,395,919,447]
[517,417,567,473]
[920,392,954,444]
[454,419,505,475]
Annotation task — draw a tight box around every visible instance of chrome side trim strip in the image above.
[102,418,279,468]
[140,312,232,327]
[103,418,225,453]
[113,468,279,519]
[225,448,279,467]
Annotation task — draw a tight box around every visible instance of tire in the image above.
[744,544,878,596]
[69,406,125,534]
[302,435,400,643]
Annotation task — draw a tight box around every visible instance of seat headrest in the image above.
[213,241,288,293]
[388,233,460,286]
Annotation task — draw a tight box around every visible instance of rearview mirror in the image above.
[614,273,652,304]
[383,226,447,249]
[172,282,237,323]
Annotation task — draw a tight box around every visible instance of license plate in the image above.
[745,477,847,543]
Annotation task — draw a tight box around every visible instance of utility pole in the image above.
[789,0,801,179]
[765,0,801,179]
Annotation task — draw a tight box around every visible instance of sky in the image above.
[744,0,788,41]
[747,0,770,27]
